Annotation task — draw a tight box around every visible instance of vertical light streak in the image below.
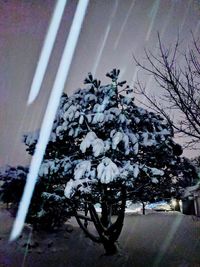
[194,20,200,37]
[159,1,175,40]
[145,0,160,42]
[140,76,153,105]
[153,216,182,267]
[131,66,138,87]
[21,228,32,267]
[119,66,127,79]
[144,0,191,101]
[92,24,111,76]
[114,0,136,50]
[142,1,175,104]
[145,75,153,93]
[10,0,89,241]
[92,0,118,76]
[179,0,192,56]
[27,0,67,105]
[179,0,192,34]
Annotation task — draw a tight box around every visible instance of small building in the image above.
[181,183,200,217]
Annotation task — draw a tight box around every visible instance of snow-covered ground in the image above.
[0,204,199,267]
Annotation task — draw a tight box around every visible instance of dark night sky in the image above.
[0,0,200,166]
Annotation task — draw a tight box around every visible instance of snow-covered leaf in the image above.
[74,160,91,180]
[97,157,119,184]
[112,132,123,149]
[80,132,97,153]
[150,167,164,176]
[92,138,105,157]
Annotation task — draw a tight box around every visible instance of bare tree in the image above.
[134,34,200,149]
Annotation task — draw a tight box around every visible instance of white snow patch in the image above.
[151,177,159,184]
[112,132,123,149]
[80,132,97,153]
[133,164,139,178]
[141,132,157,146]
[74,160,91,180]
[150,167,164,176]
[97,157,119,184]
[92,138,105,157]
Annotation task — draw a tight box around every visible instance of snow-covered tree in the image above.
[0,166,28,209]
[0,69,196,254]
[190,156,200,183]
[0,165,70,230]
[131,156,197,214]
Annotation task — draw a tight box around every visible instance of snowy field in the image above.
[0,204,200,267]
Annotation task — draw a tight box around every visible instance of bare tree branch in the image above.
[134,33,200,149]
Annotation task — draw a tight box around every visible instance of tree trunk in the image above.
[72,186,126,255]
[101,202,109,227]
[102,240,118,255]
[142,202,146,215]
[84,202,88,228]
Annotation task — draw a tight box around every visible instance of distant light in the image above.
[27,0,67,105]
[171,199,177,207]
[10,0,89,241]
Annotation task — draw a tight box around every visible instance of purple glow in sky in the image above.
[0,0,200,167]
